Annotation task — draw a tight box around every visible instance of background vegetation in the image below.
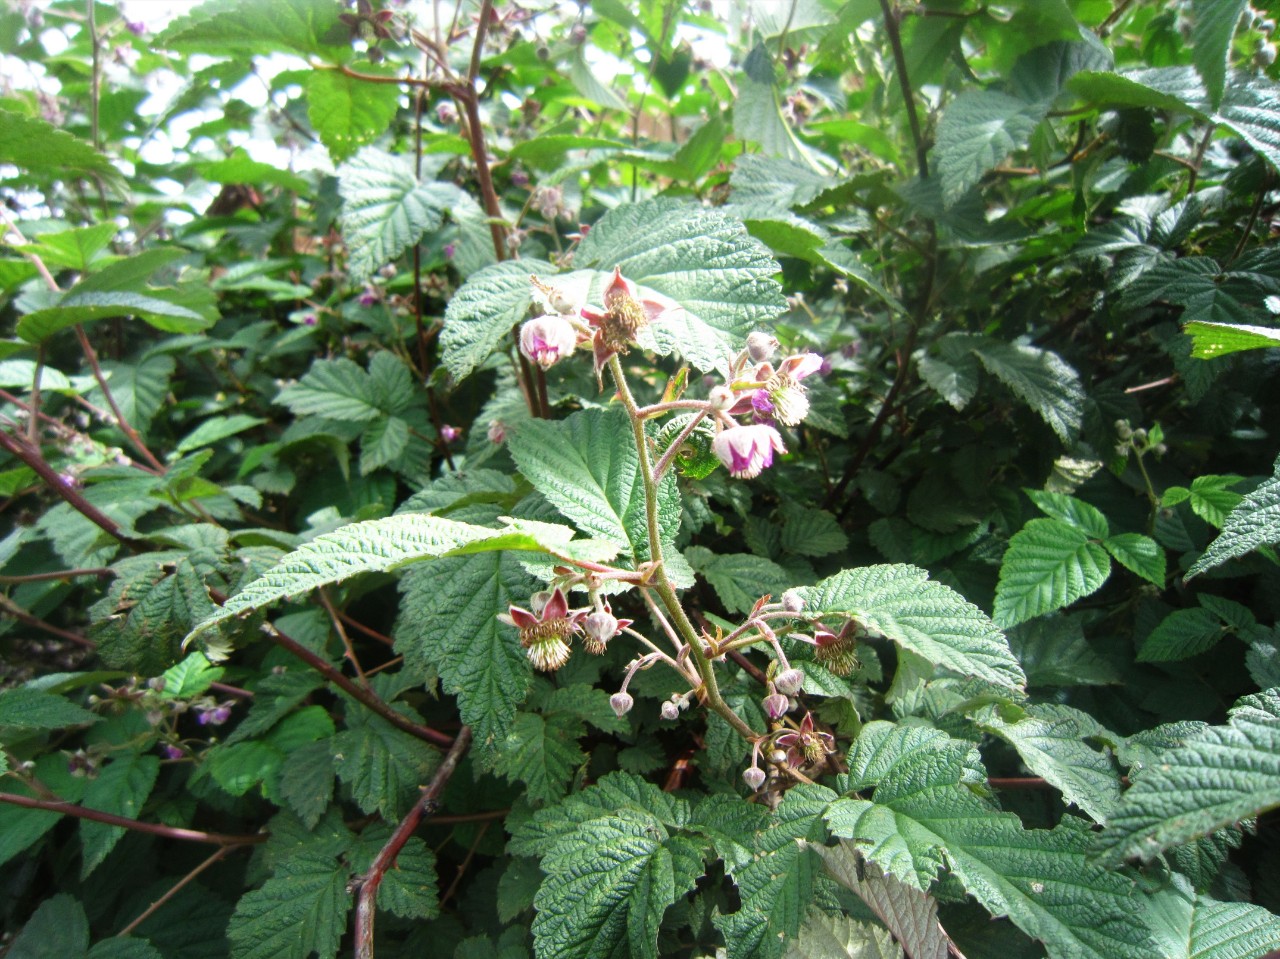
[2,0,1280,957]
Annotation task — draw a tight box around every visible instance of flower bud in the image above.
[487,420,506,445]
[708,385,735,411]
[660,701,680,721]
[781,589,805,613]
[773,667,804,696]
[742,765,766,791]
[746,331,779,363]
[610,692,634,717]
[763,692,790,720]
[519,315,577,369]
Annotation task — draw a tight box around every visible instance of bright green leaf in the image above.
[994,518,1111,629]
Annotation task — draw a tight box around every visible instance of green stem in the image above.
[1132,449,1160,535]
[608,356,760,742]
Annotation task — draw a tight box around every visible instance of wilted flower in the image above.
[436,101,457,125]
[442,242,456,260]
[519,314,577,369]
[756,352,823,426]
[339,0,396,42]
[358,288,379,306]
[775,712,835,768]
[580,268,677,375]
[814,621,861,676]
[499,587,583,671]
[781,589,805,613]
[610,691,634,717]
[712,424,786,479]
[161,744,184,761]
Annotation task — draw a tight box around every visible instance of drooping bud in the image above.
[746,331,779,363]
[660,700,680,721]
[582,610,620,655]
[519,314,577,369]
[781,589,805,613]
[773,667,804,696]
[610,691,634,717]
[742,765,766,791]
[708,385,735,411]
[763,692,790,720]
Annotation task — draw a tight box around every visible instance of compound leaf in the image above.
[936,90,1046,203]
[994,519,1111,629]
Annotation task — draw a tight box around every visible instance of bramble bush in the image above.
[2,0,1280,957]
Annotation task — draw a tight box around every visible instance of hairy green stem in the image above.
[608,356,759,742]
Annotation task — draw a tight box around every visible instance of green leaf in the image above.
[993,519,1111,629]
[176,415,268,454]
[13,223,118,271]
[359,415,409,475]
[191,514,563,635]
[87,940,163,959]
[277,357,380,422]
[157,0,344,57]
[734,45,825,172]
[507,408,679,562]
[968,339,1085,444]
[575,198,788,372]
[829,722,1153,959]
[569,47,628,110]
[277,739,335,828]
[496,711,587,805]
[1193,0,1248,107]
[338,148,466,282]
[1216,75,1280,171]
[935,90,1046,204]
[532,808,706,959]
[80,753,160,877]
[332,711,440,819]
[1094,688,1280,864]
[306,69,401,162]
[1182,320,1280,358]
[0,110,119,182]
[1068,66,1210,116]
[1103,533,1166,586]
[1136,607,1225,662]
[227,851,350,959]
[159,652,224,699]
[440,259,556,382]
[1123,256,1276,325]
[94,558,220,675]
[1188,462,1280,578]
[346,827,439,920]
[5,894,90,959]
[686,549,791,615]
[1026,490,1110,539]
[716,785,838,959]
[972,702,1122,823]
[780,504,849,558]
[396,548,536,753]
[18,292,209,343]
[0,687,100,729]
[810,841,951,959]
[1145,874,1280,959]
[797,565,1025,690]
[88,355,175,434]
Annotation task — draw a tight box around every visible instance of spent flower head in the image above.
[775,712,835,768]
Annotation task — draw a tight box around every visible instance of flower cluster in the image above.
[499,589,629,671]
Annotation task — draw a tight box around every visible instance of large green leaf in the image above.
[972,702,1122,823]
[1185,320,1280,359]
[1192,0,1249,107]
[331,709,440,819]
[189,514,572,636]
[440,259,557,381]
[783,911,902,959]
[157,0,345,58]
[828,722,1154,959]
[5,895,90,959]
[532,808,707,959]
[967,339,1084,444]
[1145,874,1280,959]
[993,519,1111,629]
[935,89,1046,203]
[575,198,787,372]
[1094,688,1280,864]
[18,292,209,343]
[338,148,467,282]
[0,110,119,182]
[306,69,401,162]
[0,687,100,729]
[506,407,680,563]
[79,753,159,878]
[797,565,1025,690]
[226,851,350,959]
[495,711,587,804]
[396,547,536,753]
[1187,461,1280,578]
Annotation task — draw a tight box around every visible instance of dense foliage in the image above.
[3,0,1280,957]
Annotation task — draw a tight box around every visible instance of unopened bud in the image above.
[746,331,778,363]
[743,765,766,791]
[660,701,680,721]
[773,667,804,696]
[708,385,735,411]
[763,692,789,720]
[610,692,634,717]
[781,589,805,613]
[583,610,619,654]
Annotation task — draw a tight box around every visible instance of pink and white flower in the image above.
[712,424,786,479]
[499,587,584,671]
[519,314,578,369]
[755,352,824,426]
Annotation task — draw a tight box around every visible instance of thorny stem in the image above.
[353,726,471,959]
[608,356,760,742]
[0,792,265,846]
